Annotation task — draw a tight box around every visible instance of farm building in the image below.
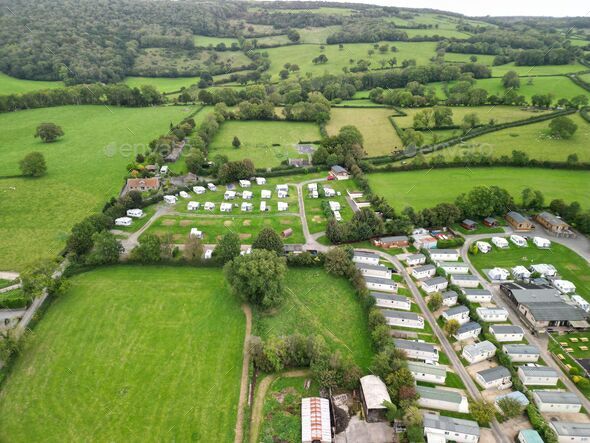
[412,264,436,280]
[475,366,512,390]
[187,201,199,211]
[359,375,391,422]
[127,208,144,218]
[532,391,582,413]
[451,275,480,288]
[462,340,497,364]
[405,253,426,266]
[239,180,251,188]
[438,262,470,275]
[115,217,132,227]
[462,289,493,303]
[511,266,531,280]
[255,177,266,185]
[461,219,477,230]
[242,191,253,200]
[372,236,409,248]
[495,391,529,412]
[533,237,551,248]
[442,305,470,325]
[476,241,492,253]
[517,429,543,443]
[204,202,215,211]
[0,310,27,331]
[383,310,424,329]
[553,279,576,294]
[224,190,236,200]
[535,212,572,235]
[126,177,160,193]
[442,290,459,306]
[412,233,438,249]
[510,234,527,247]
[164,195,177,205]
[220,203,233,212]
[484,217,498,227]
[491,236,509,249]
[407,361,446,384]
[506,211,534,231]
[353,251,380,265]
[454,321,482,341]
[329,165,349,180]
[189,228,203,239]
[476,307,509,322]
[261,190,271,199]
[490,324,524,342]
[356,263,392,279]
[277,202,289,212]
[423,415,480,443]
[529,263,557,277]
[193,186,206,194]
[370,292,411,310]
[416,386,469,413]
[364,276,397,293]
[323,187,336,197]
[549,421,590,443]
[503,344,540,362]
[488,267,510,281]
[422,277,448,294]
[179,191,190,199]
[429,249,459,262]
[394,338,438,362]
[241,202,253,212]
[301,397,331,443]
[518,366,559,386]
[571,295,590,312]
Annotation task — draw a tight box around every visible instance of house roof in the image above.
[496,391,529,407]
[524,301,587,321]
[423,277,448,286]
[127,177,159,187]
[462,218,476,225]
[364,276,395,286]
[518,429,543,443]
[477,365,510,382]
[444,305,469,317]
[423,414,479,437]
[537,211,569,227]
[519,366,558,378]
[457,321,481,334]
[416,386,463,404]
[550,421,590,437]
[464,340,497,356]
[491,325,523,335]
[503,344,540,356]
[370,292,410,304]
[359,375,390,410]
[533,390,581,405]
[356,262,389,272]
[407,361,446,378]
[414,264,436,272]
[331,165,347,174]
[484,217,497,223]
[429,249,458,255]
[382,310,421,321]
[378,235,409,242]
[442,290,458,300]
[511,288,563,304]
[394,338,436,354]
[507,211,529,224]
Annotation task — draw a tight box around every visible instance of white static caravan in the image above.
[442,305,470,325]
[503,344,540,363]
[275,184,288,193]
[333,211,343,221]
[476,307,509,323]
[441,290,459,307]
[405,253,426,266]
[462,289,493,303]
[428,249,460,262]
[488,267,510,281]
[193,186,206,194]
[241,202,253,212]
[224,190,236,200]
[203,202,215,211]
[412,264,436,280]
[550,421,590,443]
[277,190,288,199]
[529,263,557,278]
[416,386,469,413]
[329,201,341,212]
[160,165,169,175]
[370,292,411,310]
[164,195,177,205]
[255,177,266,185]
[353,251,380,266]
[187,201,200,211]
[356,263,392,279]
[454,322,482,341]
[476,241,492,254]
[491,236,509,249]
[451,275,480,288]
[518,366,559,387]
[532,391,582,413]
[393,338,438,362]
[115,217,132,227]
[407,361,446,385]
[462,340,497,365]
[179,191,190,199]
[533,237,551,248]
[475,366,512,390]
[242,190,253,200]
[510,234,527,247]
[277,202,289,212]
[383,310,424,329]
[423,415,480,443]
[364,276,397,293]
[189,228,203,239]
[259,201,268,212]
[239,179,251,188]
[260,190,271,199]
[553,279,576,294]
[207,183,217,191]
[220,202,233,213]
[438,261,470,275]
[422,277,448,294]
[126,208,144,218]
[571,295,590,312]
[511,265,531,280]
[490,324,524,342]
[323,187,336,197]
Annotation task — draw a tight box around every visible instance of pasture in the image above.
[327,108,403,156]
[366,168,590,210]
[492,62,589,76]
[0,266,246,442]
[0,72,63,95]
[208,120,320,168]
[0,104,196,271]
[193,35,239,47]
[123,76,200,93]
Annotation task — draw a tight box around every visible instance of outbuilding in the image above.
[301,397,331,443]
[370,292,411,310]
[412,264,436,280]
[517,366,559,386]
[532,390,582,413]
[383,310,424,329]
[359,375,391,422]
[412,233,438,250]
[329,165,349,180]
[490,324,524,342]
[475,366,512,390]
[407,361,446,384]
[503,344,540,363]
[454,321,482,341]
[462,340,497,365]
[517,429,543,443]
[484,217,498,227]
[416,386,469,413]
[422,277,448,294]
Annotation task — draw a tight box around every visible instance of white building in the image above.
[323,187,335,197]
[394,338,438,362]
[408,361,446,384]
[277,202,289,212]
[239,179,251,188]
[353,251,379,266]
[429,249,459,262]
[359,375,391,423]
[405,253,426,266]
[518,366,559,386]
[204,249,213,259]
[554,279,576,294]
[491,236,509,249]
[383,310,424,329]
[530,263,557,278]
[451,275,480,288]
[370,292,411,310]
[301,397,331,443]
[261,190,271,199]
[571,295,590,312]
[462,289,492,303]
[476,241,492,254]
[126,208,144,218]
[510,234,527,247]
[255,177,266,185]
[220,202,233,212]
[503,344,540,363]
[532,391,582,413]
[423,414,480,443]
[204,202,215,211]
[490,324,524,342]
[307,183,317,193]
[328,201,341,212]
[160,165,169,174]
[189,228,203,239]
[438,261,470,275]
[333,211,342,221]
[442,290,459,306]
[277,190,288,199]
[412,264,436,280]
[364,276,397,293]
[454,321,482,341]
[242,190,253,200]
[549,421,590,443]
[476,307,509,322]
[276,184,289,193]
[241,202,253,212]
[179,191,190,199]
[475,366,512,390]
[164,195,177,205]
[422,277,448,294]
[187,201,199,211]
[442,305,470,325]
[115,216,132,227]
[193,186,206,194]
[533,237,551,248]
[462,341,497,364]
[416,386,469,413]
[488,267,510,281]
[224,190,236,200]
[207,183,217,191]
[260,201,268,212]
[512,266,531,280]
[356,263,392,279]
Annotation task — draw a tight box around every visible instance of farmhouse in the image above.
[518,366,559,386]
[323,187,336,197]
[407,361,446,384]
[490,324,524,342]
[189,228,203,239]
[438,261,470,275]
[126,177,160,193]
[535,212,572,235]
[454,321,482,341]
[371,292,411,310]
[476,307,509,322]
[301,397,331,443]
[462,289,493,303]
[241,202,253,212]
[277,202,289,212]
[0,309,27,331]
[571,295,590,312]
[422,277,448,294]
[394,339,438,362]
[451,274,480,288]
[220,202,233,212]
[529,263,557,277]
[383,310,424,329]
[329,165,349,180]
[491,236,509,249]
[476,241,492,254]
[517,429,543,443]
[462,340,497,364]
[255,177,266,185]
[405,253,426,266]
[416,386,469,413]
[353,251,380,265]
[532,391,582,413]
[423,414,480,443]
[412,264,436,279]
[193,186,206,194]
[359,375,391,422]
[550,421,590,443]
[506,211,534,231]
[356,262,392,279]
[442,305,470,325]
[239,179,251,188]
[461,219,477,230]
[224,190,236,200]
[163,195,177,205]
[553,279,576,294]
[495,391,529,412]
[442,290,459,306]
[475,366,512,390]
[512,266,531,280]
[115,216,132,227]
[503,344,540,362]
[412,233,438,250]
[364,276,397,293]
[187,201,199,211]
[428,249,459,261]
[510,234,527,247]
[261,190,271,199]
[127,208,144,218]
[372,236,409,248]
[533,236,551,248]
[242,191,253,200]
[484,217,498,227]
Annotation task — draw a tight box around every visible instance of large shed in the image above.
[359,375,391,422]
[301,397,331,443]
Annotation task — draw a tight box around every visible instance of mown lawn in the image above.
[366,167,590,210]
[304,180,356,234]
[0,72,63,95]
[0,104,196,270]
[0,266,246,442]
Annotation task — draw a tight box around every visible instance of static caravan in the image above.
[477,241,492,254]
[207,183,217,191]
[323,187,336,197]
[462,289,492,303]
[364,276,397,293]
[451,274,480,288]
[510,234,527,247]
[259,201,268,212]
[407,361,446,384]
[179,191,190,199]
[512,266,531,280]
[394,339,438,362]
[164,195,177,205]
[476,307,509,323]
[490,324,524,342]
[383,310,424,329]
[503,344,540,363]
[550,421,590,443]
[571,295,590,312]
[220,202,233,212]
[126,208,144,218]
[532,391,582,413]
[422,277,448,294]
[530,263,557,278]
[371,292,411,310]
[429,249,460,262]
[353,251,380,266]
[405,253,426,266]
[204,202,215,211]
[241,202,253,212]
[189,228,203,239]
[488,267,510,281]
[242,190,253,200]
[255,177,266,185]
[442,290,459,307]
[554,279,576,294]
[277,202,288,212]
[224,190,236,200]
[115,217,132,227]
[462,340,497,365]
[193,186,206,194]
[239,179,251,188]
[261,190,271,199]
[533,237,551,248]
[442,305,470,325]
[423,415,480,443]
[475,366,512,390]
[454,321,482,341]
[517,366,559,386]
[416,386,469,413]
[412,264,436,280]
[491,237,509,249]
[355,263,392,279]
[187,201,199,211]
[438,261,470,275]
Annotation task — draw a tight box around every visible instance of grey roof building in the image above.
[456,321,481,336]
[363,276,396,286]
[491,325,524,335]
[370,292,410,304]
[423,415,480,440]
[533,390,581,406]
[423,276,448,286]
[550,421,590,439]
[445,305,469,317]
[382,310,421,321]
[503,344,540,357]
[477,366,511,383]
[519,366,559,378]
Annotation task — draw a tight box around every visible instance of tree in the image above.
[286,29,300,42]
[21,259,57,298]
[502,71,520,89]
[232,136,241,149]
[444,319,460,336]
[401,129,424,147]
[215,232,241,264]
[470,400,496,425]
[131,234,161,263]
[324,247,353,277]
[497,396,525,419]
[224,249,287,307]
[413,109,434,129]
[34,122,64,143]
[549,116,578,139]
[87,231,122,265]
[461,113,480,133]
[427,293,442,311]
[67,220,96,256]
[184,236,204,263]
[433,106,453,127]
[252,228,284,255]
[19,152,47,177]
[185,148,205,174]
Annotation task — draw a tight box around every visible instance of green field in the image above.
[193,35,239,47]
[209,120,320,168]
[0,105,196,270]
[492,62,589,76]
[254,268,374,368]
[327,107,403,156]
[304,179,356,234]
[296,26,343,44]
[366,168,590,210]
[0,72,63,95]
[124,76,200,93]
[0,266,246,442]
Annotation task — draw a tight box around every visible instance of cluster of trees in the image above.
[549,199,590,236]
[326,208,384,244]
[282,92,331,124]
[65,211,122,265]
[312,125,365,167]
[370,82,437,107]
[412,107,454,129]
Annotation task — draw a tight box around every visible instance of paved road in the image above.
[358,248,510,443]
[294,178,330,252]
[0,271,20,280]
[119,205,171,254]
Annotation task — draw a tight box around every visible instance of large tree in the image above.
[87,231,123,265]
[19,152,47,177]
[549,116,577,139]
[34,122,64,143]
[215,232,241,263]
[131,234,161,263]
[252,228,284,255]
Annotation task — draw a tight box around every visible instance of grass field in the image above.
[0,72,63,95]
[366,168,590,210]
[0,104,196,271]
[193,35,239,47]
[253,268,375,368]
[123,76,200,93]
[296,26,343,44]
[327,108,403,156]
[492,62,589,76]
[304,179,357,234]
[0,266,246,442]
[209,120,320,168]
